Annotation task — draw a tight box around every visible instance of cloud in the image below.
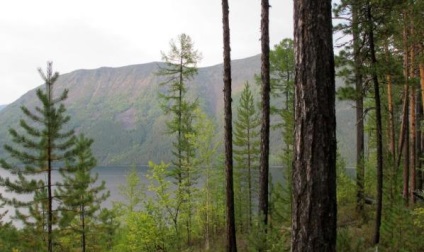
[0,0,293,104]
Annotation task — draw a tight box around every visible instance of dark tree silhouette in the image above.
[222,0,237,251]
[258,0,271,229]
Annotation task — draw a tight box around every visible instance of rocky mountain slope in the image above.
[0,55,355,166]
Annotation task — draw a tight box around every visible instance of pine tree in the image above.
[333,0,367,215]
[0,62,76,252]
[57,134,109,252]
[269,38,295,232]
[233,82,260,230]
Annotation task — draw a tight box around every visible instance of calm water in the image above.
[0,165,285,226]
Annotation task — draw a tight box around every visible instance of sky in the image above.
[0,0,293,105]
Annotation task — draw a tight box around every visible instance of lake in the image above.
[0,165,286,226]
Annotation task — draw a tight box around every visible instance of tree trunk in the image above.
[259,0,270,228]
[292,0,337,251]
[46,64,54,252]
[352,1,365,215]
[410,31,418,203]
[419,62,424,190]
[81,204,86,252]
[222,0,237,251]
[410,50,416,204]
[386,62,397,202]
[402,9,410,203]
[385,42,396,161]
[416,91,423,191]
[365,2,384,245]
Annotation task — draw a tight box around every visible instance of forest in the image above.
[0,0,423,251]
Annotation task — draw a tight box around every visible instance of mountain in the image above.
[0,105,6,111]
[0,55,355,166]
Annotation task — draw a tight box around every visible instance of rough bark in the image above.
[258,0,270,228]
[292,0,337,251]
[222,0,237,251]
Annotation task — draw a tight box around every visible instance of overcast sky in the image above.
[0,0,293,105]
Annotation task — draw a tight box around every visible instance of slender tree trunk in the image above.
[385,43,396,161]
[205,168,210,250]
[416,90,423,191]
[409,30,419,203]
[366,2,384,246]
[402,9,410,203]
[222,0,237,251]
[386,59,397,202]
[397,89,409,170]
[292,0,337,251]
[419,62,424,190]
[259,0,270,229]
[410,45,416,203]
[420,62,424,112]
[247,130,252,229]
[46,65,54,252]
[352,1,365,215]
[81,204,86,252]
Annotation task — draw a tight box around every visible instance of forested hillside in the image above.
[0,55,355,166]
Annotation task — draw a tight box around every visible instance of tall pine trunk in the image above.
[410,48,416,204]
[222,0,237,251]
[365,2,383,245]
[402,8,410,203]
[292,0,337,251]
[409,29,417,203]
[259,0,270,228]
[352,1,365,214]
[419,61,424,190]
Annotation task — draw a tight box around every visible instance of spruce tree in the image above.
[233,82,260,230]
[0,62,76,252]
[57,134,109,252]
[269,38,295,230]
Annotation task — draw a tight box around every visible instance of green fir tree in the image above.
[233,82,260,231]
[57,134,110,252]
[0,62,76,252]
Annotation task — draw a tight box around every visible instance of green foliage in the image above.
[117,165,144,214]
[0,62,77,251]
[144,161,180,249]
[233,82,260,230]
[336,228,365,252]
[337,154,356,206]
[247,214,288,252]
[57,134,110,251]
[156,34,202,246]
